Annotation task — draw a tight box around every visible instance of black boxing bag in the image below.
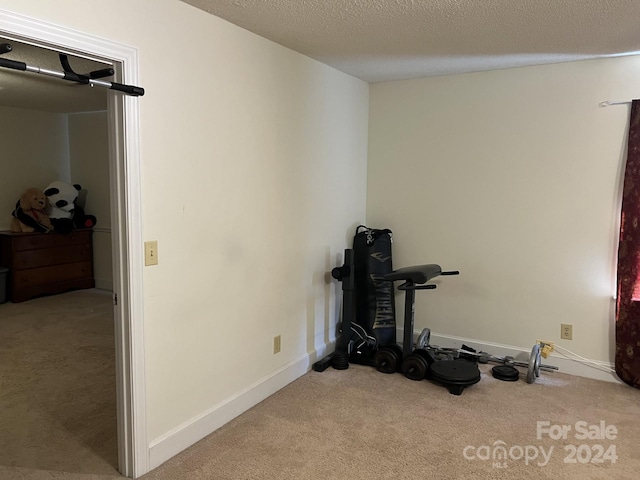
[352,225,396,347]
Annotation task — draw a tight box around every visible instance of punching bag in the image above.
[353,225,396,347]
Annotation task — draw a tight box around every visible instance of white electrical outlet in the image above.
[561,323,573,340]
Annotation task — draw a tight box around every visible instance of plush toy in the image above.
[10,188,54,233]
[72,187,97,230]
[44,181,97,233]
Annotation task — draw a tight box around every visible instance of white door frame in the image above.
[0,9,148,478]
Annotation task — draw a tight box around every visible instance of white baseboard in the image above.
[94,278,113,291]
[148,352,314,471]
[398,328,622,384]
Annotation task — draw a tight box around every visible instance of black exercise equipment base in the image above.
[428,359,481,395]
[311,356,333,372]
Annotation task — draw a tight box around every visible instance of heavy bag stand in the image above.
[313,249,356,371]
[0,42,145,96]
[312,247,383,372]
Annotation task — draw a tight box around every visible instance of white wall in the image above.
[368,56,640,372]
[0,0,369,464]
[0,106,70,230]
[68,111,112,290]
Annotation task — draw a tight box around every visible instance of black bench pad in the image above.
[383,264,442,284]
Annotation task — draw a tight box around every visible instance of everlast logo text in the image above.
[371,274,394,328]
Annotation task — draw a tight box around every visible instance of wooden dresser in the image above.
[0,230,94,303]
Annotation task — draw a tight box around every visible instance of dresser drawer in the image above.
[10,230,92,251]
[13,244,92,269]
[13,261,93,289]
[0,230,95,302]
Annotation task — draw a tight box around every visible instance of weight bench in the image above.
[380,264,480,395]
[384,265,459,357]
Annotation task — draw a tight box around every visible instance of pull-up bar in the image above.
[0,42,144,97]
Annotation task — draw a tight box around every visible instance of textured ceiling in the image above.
[0,38,107,113]
[3,1,638,113]
[180,0,640,82]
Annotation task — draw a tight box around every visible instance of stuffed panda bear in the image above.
[44,181,97,233]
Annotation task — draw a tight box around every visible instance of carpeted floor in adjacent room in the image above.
[0,289,119,478]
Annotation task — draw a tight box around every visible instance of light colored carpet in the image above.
[0,289,119,477]
[2,290,640,479]
[142,363,640,480]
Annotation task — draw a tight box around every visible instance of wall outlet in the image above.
[273,335,281,354]
[561,323,573,340]
[144,241,158,266]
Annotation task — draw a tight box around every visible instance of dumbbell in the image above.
[401,349,436,381]
[374,344,404,374]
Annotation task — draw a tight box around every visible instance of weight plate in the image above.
[430,359,481,383]
[401,354,428,381]
[527,344,540,384]
[331,352,350,370]
[492,365,519,382]
[417,328,431,349]
[386,343,404,365]
[374,347,399,374]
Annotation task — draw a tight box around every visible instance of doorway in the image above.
[0,38,118,478]
[0,9,147,478]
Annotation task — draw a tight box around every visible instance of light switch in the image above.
[145,241,158,266]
